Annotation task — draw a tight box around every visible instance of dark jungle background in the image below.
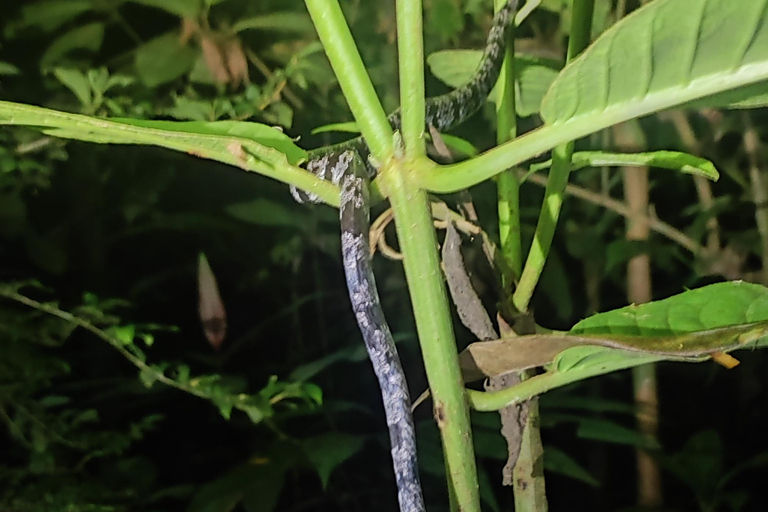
[1,0,767,511]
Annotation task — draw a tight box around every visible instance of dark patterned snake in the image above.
[292,2,517,511]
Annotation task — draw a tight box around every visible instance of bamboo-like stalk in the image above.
[614,120,662,508]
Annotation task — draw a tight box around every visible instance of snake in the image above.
[292,2,518,511]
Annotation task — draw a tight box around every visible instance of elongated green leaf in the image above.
[127,0,203,18]
[544,447,600,487]
[0,99,304,169]
[135,32,198,87]
[232,12,314,34]
[226,198,306,228]
[572,281,768,335]
[301,433,365,489]
[0,101,342,203]
[53,68,92,106]
[0,62,20,76]
[6,0,93,34]
[576,418,659,449]
[310,121,360,135]
[541,0,768,125]
[527,150,719,180]
[40,22,104,70]
[460,318,768,379]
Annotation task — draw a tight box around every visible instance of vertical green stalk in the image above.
[512,0,594,313]
[387,2,480,511]
[495,0,522,281]
[492,3,547,509]
[304,0,393,160]
[382,167,481,512]
[396,0,426,156]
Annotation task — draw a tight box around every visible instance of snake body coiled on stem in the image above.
[293,2,518,511]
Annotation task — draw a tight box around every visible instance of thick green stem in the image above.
[511,0,594,312]
[304,0,392,160]
[380,165,481,512]
[396,0,426,157]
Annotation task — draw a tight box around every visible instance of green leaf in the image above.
[287,343,368,381]
[0,62,20,75]
[310,121,360,135]
[232,12,314,34]
[139,365,160,388]
[135,32,198,87]
[127,0,203,18]
[301,432,365,489]
[605,239,650,274]
[189,463,282,512]
[571,281,768,335]
[541,0,768,125]
[471,426,507,461]
[0,102,309,186]
[108,118,306,165]
[40,22,104,70]
[53,68,92,106]
[426,0,464,42]
[576,418,659,449]
[544,446,600,487]
[107,324,136,345]
[7,0,93,34]
[662,430,722,499]
[476,465,501,512]
[527,150,720,180]
[439,134,478,157]
[241,468,285,512]
[541,393,636,415]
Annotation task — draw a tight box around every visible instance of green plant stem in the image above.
[380,165,481,512]
[469,352,666,411]
[495,0,521,281]
[1,290,217,404]
[512,0,594,312]
[490,2,546,510]
[304,0,393,160]
[513,142,574,311]
[396,0,426,156]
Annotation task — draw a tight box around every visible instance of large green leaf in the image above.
[571,281,768,335]
[467,282,768,411]
[0,100,309,175]
[0,101,341,204]
[541,0,768,125]
[134,32,198,87]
